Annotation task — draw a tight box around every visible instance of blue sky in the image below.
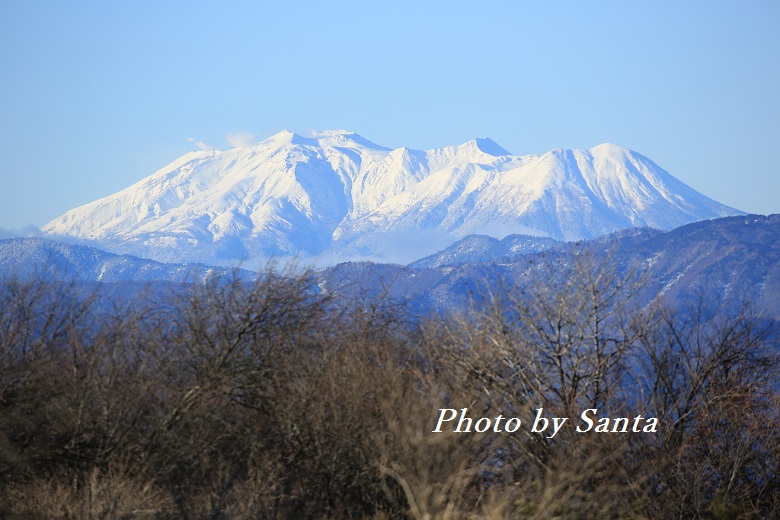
[1,1,778,230]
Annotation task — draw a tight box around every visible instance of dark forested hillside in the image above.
[323,214,780,321]
[6,215,780,322]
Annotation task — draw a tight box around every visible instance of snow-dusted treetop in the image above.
[43,130,742,266]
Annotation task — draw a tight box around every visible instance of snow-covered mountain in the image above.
[42,130,742,265]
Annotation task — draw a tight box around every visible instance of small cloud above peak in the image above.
[186,137,214,152]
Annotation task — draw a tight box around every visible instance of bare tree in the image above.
[631,299,780,518]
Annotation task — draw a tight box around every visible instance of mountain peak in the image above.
[309,129,357,138]
[260,129,319,148]
[471,137,511,156]
[588,142,636,158]
[42,131,743,266]
[310,129,389,151]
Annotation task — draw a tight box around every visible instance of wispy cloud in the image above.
[0,226,41,239]
[226,132,258,149]
[186,137,214,151]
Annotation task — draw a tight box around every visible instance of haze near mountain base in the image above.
[42,130,741,266]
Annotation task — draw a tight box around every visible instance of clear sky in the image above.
[1,1,778,231]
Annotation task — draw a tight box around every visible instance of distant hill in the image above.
[0,237,251,283]
[323,215,780,320]
[7,215,779,320]
[409,234,560,269]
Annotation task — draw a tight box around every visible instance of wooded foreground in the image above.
[1,256,778,519]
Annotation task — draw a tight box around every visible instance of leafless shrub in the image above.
[4,465,173,519]
[0,255,777,519]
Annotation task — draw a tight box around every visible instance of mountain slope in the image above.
[43,130,741,265]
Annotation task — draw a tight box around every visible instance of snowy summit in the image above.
[42,130,742,265]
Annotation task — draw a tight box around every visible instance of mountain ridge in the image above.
[42,130,742,266]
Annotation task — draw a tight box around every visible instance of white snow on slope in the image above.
[42,130,742,265]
